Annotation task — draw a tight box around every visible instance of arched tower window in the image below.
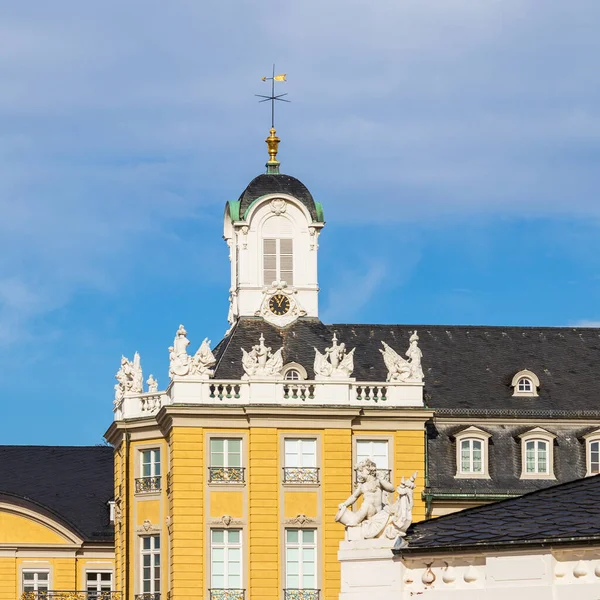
[262,215,293,286]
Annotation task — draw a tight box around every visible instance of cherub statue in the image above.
[314,333,355,378]
[335,459,396,538]
[241,334,283,379]
[385,472,417,542]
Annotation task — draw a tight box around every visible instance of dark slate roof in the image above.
[397,474,600,554]
[0,446,114,543]
[237,173,319,221]
[214,319,600,414]
[426,422,590,497]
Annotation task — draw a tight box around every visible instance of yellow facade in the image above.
[105,405,431,600]
[0,502,115,600]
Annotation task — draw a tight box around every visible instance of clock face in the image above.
[269,293,291,316]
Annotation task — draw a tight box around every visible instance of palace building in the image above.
[2,127,600,600]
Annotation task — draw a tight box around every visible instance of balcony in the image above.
[284,590,320,600]
[282,467,319,484]
[208,466,245,484]
[134,595,160,600]
[135,476,161,493]
[21,593,121,600]
[208,590,245,600]
[355,468,391,483]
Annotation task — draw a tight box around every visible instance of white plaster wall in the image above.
[339,543,600,600]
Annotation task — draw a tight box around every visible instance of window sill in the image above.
[520,473,556,480]
[282,482,321,489]
[208,481,246,488]
[454,473,490,480]
[134,490,162,497]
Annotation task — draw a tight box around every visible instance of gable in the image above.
[0,504,81,545]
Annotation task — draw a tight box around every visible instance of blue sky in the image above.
[1,1,599,445]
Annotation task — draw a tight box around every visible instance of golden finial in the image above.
[266,127,280,173]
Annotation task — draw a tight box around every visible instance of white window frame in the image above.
[511,369,540,397]
[22,570,51,593]
[285,528,317,591]
[454,427,491,479]
[210,529,243,591]
[355,439,389,471]
[519,428,556,479]
[140,448,161,478]
[583,430,600,476]
[140,535,161,595]
[284,438,317,468]
[86,570,113,593]
[210,438,243,468]
[263,237,293,286]
[282,363,308,381]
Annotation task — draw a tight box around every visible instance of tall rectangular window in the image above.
[526,440,549,474]
[141,449,161,478]
[140,535,160,595]
[211,529,242,590]
[284,439,317,468]
[285,529,317,591]
[356,440,388,469]
[210,439,242,468]
[86,571,113,594]
[591,441,600,474]
[22,571,49,593]
[263,238,293,285]
[460,439,483,474]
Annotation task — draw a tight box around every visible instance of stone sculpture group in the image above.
[335,459,417,545]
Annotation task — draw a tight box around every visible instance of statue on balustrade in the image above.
[169,324,216,379]
[314,333,355,379]
[380,330,424,383]
[114,352,143,408]
[241,333,283,379]
[335,458,417,544]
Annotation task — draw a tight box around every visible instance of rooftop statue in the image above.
[335,458,417,543]
[168,325,216,379]
[380,330,424,383]
[146,374,159,393]
[114,352,143,408]
[314,333,355,379]
[241,333,283,379]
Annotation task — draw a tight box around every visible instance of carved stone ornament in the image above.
[168,325,216,380]
[286,514,315,526]
[208,515,243,528]
[256,280,307,327]
[137,519,160,534]
[241,334,283,379]
[335,459,418,543]
[380,330,424,383]
[114,351,143,408]
[146,374,159,393]
[270,197,287,215]
[227,288,239,329]
[314,333,355,379]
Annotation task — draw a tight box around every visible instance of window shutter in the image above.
[279,238,293,285]
[263,238,277,285]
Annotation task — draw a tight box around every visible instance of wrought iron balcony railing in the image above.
[134,594,160,600]
[208,589,245,600]
[355,468,391,483]
[135,476,161,493]
[284,589,320,600]
[21,592,121,600]
[208,466,245,484]
[282,467,319,484]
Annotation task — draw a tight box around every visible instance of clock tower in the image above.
[223,128,325,328]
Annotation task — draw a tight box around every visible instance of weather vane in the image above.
[256,64,290,129]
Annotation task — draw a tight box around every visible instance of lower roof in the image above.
[398,474,600,554]
[0,445,114,543]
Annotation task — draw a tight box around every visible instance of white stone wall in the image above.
[338,540,600,600]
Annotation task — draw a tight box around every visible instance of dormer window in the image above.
[282,363,308,381]
[454,426,491,479]
[583,429,600,476]
[511,369,540,397]
[519,428,556,479]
